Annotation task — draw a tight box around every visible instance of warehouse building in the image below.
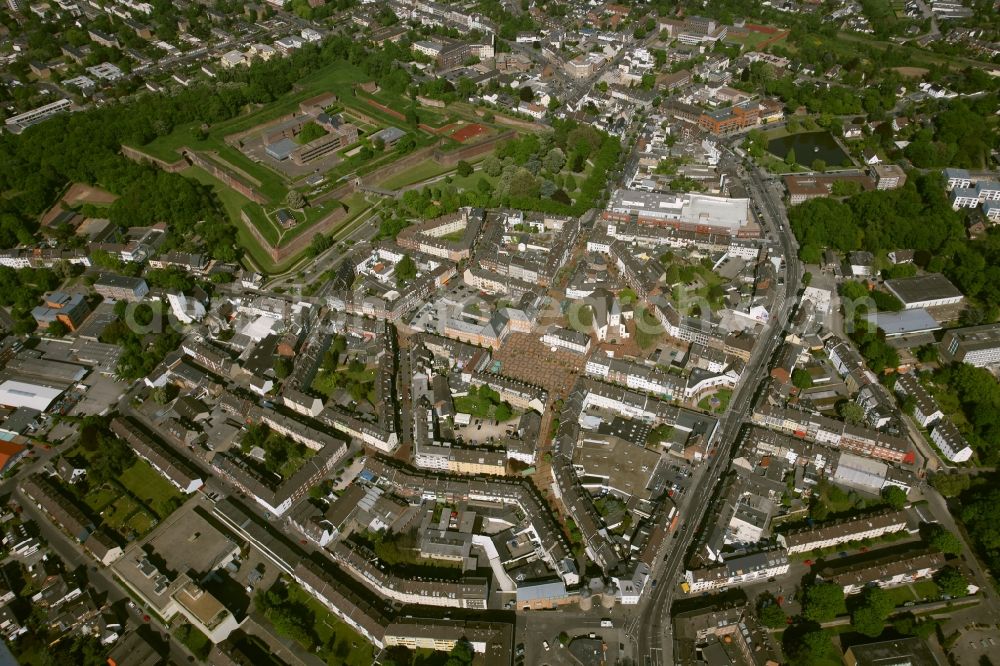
[0,380,64,411]
[884,274,964,310]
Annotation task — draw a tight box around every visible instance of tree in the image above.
[915,344,939,363]
[792,368,814,390]
[783,626,831,666]
[482,154,502,177]
[852,587,893,637]
[811,158,827,172]
[444,639,474,666]
[802,271,813,286]
[150,384,178,404]
[838,401,866,425]
[47,320,69,337]
[785,148,797,166]
[544,147,566,173]
[285,190,305,209]
[395,255,417,285]
[758,602,788,628]
[494,402,513,422]
[518,86,534,102]
[881,485,908,510]
[456,160,473,177]
[922,523,963,555]
[934,565,969,598]
[930,473,970,498]
[802,582,846,622]
[274,357,293,379]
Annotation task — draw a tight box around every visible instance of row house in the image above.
[751,404,913,464]
[777,509,909,554]
[817,549,944,595]
[684,550,789,593]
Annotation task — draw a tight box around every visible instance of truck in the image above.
[601,619,613,628]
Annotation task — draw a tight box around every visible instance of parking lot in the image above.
[453,416,515,444]
[516,609,631,666]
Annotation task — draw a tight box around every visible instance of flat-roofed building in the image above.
[604,189,757,238]
[93,274,149,302]
[110,500,242,643]
[942,323,1000,367]
[884,274,964,310]
[0,380,63,412]
[864,309,941,337]
[843,636,940,666]
[869,163,907,190]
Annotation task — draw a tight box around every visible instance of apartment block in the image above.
[684,550,789,593]
[817,549,944,595]
[894,373,943,428]
[777,509,909,554]
[942,323,1000,367]
[930,418,973,463]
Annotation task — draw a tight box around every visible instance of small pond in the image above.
[767,131,852,167]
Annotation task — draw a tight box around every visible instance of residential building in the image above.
[869,163,907,190]
[930,418,973,463]
[817,549,945,595]
[3,99,73,133]
[683,550,789,593]
[751,404,914,464]
[110,417,204,494]
[93,274,149,302]
[941,323,1000,367]
[894,373,942,427]
[777,509,909,554]
[541,327,591,354]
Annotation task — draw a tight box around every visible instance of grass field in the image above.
[272,581,374,666]
[119,458,184,519]
[377,159,458,190]
[102,496,139,529]
[84,485,117,512]
[725,28,788,50]
[912,580,940,600]
[176,624,212,661]
[312,364,375,402]
[182,165,281,267]
[698,389,732,413]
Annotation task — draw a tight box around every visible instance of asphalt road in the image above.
[635,148,802,666]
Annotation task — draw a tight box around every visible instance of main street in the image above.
[635,148,802,665]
